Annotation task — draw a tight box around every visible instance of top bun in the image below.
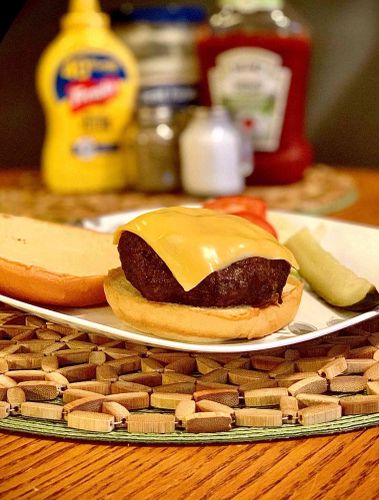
[0,213,119,306]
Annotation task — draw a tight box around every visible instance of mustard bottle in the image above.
[36,0,138,193]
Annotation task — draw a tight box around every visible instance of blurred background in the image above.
[0,0,378,169]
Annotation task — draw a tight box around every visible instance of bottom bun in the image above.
[104,267,303,343]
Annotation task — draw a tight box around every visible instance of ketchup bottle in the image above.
[197,0,313,185]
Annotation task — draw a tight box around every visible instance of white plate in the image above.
[1,210,378,353]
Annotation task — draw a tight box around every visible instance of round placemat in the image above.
[0,411,378,445]
[0,165,357,223]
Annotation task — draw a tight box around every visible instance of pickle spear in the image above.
[285,228,379,311]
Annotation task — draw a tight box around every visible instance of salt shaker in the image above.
[179,106,247,196]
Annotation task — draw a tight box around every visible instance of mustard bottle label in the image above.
[56,53,126,111]
[54,53,127,161]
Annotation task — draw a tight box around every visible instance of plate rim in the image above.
[0,293,378,353]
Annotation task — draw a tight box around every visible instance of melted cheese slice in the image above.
[114,207,298,292]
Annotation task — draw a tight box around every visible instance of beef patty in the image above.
[118,231,291,308]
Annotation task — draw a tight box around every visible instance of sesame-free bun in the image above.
[104,267,303,343]
[0,213,119,306]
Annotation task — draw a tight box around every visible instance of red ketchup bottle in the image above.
[197,0,313,185]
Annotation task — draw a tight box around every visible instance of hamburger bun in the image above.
[0,213,119,306]
[104,267,303,343]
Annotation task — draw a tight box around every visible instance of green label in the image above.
[208,47,291,152]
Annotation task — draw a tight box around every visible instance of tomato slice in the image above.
[233,211,278,238]
[203,195,267,218]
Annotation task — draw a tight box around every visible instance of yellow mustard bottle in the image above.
[36,0,138,193]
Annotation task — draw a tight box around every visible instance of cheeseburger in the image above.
[104,207,303,342]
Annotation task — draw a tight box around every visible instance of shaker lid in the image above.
[220,0,284,13]
[137,106,174,125]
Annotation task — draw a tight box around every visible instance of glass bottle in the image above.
[197,0,313,185]
[112,5,206,108]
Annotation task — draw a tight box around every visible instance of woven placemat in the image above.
[0,411,378,444]
[0,165,357,222]
[0,305,379,445]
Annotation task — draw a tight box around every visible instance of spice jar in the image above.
[135,106,180,192]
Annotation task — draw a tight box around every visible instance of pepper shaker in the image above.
[135,106,181,192]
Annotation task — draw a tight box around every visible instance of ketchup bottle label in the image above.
[208,47,291,152]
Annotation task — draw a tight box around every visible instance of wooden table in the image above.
[0,167,378,500]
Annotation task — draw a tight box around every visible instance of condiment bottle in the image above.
[197,0,313,185]
[135,106,180,192]
[180,106,247,196]
[36,0,139,193]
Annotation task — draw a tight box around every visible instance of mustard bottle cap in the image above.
[62,0,109,29]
